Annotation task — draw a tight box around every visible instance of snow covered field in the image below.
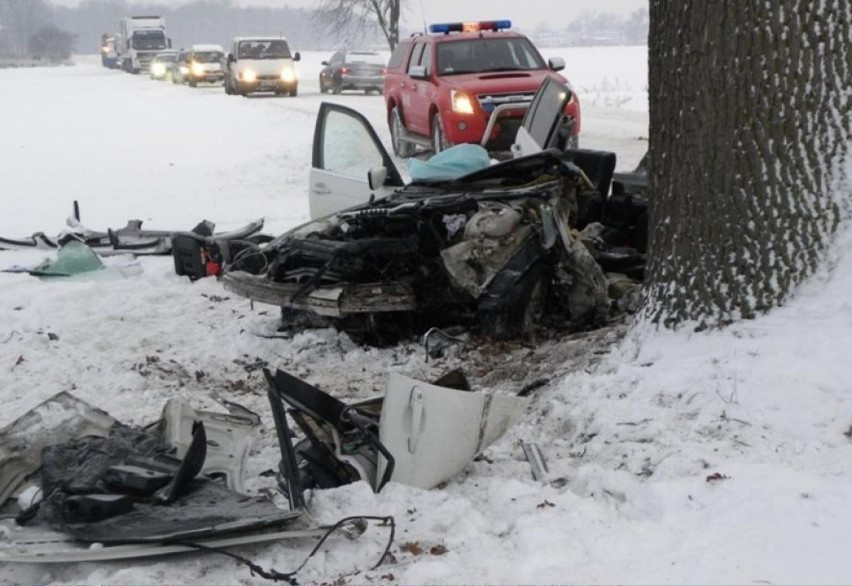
[2,46,852,585]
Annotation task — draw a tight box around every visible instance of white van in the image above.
[223,37,300,97]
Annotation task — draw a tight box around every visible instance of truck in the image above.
[118,16,171,74]
[100,33,120,69]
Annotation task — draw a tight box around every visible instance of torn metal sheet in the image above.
[0,521,328,563]
[158,398,261,494]
[0,392,116,507]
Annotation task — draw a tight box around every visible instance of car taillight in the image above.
[381,67,387,75]
[340,67,349,74]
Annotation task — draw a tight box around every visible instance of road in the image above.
[0,50,648,238]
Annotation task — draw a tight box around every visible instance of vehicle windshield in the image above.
[238,40,291,59]
[194,51,223,63]
[345,52,385,66]
[436,37,545,75]
[131,30,167,51]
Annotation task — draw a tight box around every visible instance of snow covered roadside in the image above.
[3,48,852,585]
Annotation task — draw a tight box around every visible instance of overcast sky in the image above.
[48,0,648,31]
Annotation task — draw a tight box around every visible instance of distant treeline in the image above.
[0,0,384,56]
[0,0,648,59]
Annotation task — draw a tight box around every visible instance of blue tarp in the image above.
[408,144,491,182]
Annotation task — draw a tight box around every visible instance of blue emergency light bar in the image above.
[429,20,512,34]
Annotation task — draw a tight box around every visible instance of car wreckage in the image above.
[0,366,527,580]
[223,77,648,344]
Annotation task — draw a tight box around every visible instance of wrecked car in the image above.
[223,77,647,344]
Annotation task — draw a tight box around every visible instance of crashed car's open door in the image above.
[309,102,405,219]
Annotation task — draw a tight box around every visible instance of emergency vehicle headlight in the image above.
[151,63,165,77]
[451,90,475,114]
[242,69,257,82]
[280,67,296,82]
[191,62,205,76]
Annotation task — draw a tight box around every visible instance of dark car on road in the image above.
[319,50,386,95]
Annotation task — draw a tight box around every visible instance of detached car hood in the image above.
[442,70,564,94]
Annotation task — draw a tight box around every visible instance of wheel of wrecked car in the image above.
[479,260,547,340]
[432,113,451,154]
[390,107,416,158]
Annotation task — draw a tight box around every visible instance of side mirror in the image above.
[548,57,565,72]
[227,53,235,63]
[368,166,388,190]
[321,60,329,66]
[293,51,301,62]
[408,65,428,80]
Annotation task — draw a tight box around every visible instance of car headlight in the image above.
[179,66,188,74]
[151,63,165,76]
[191,62,205,76]
[451,90,475,114]
[280,67,296,83]
[241,69,257,82]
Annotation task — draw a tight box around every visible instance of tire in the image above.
[390,107,416,158]
[289,85,298,97]
[432,113,450,154]
[189,79,197,88]
[477,245,547,340]
[319,76,327,93]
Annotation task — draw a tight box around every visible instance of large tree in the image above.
[314,0,401,51]
[643,1,851,329]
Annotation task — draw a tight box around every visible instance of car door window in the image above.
[407,42,425,74]
[419,45,433,76]
[319,110,384,178]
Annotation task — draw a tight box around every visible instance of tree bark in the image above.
[644,0,851,329]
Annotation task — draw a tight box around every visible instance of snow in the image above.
[2,46,852,584]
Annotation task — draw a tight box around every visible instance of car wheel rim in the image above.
[433,117,446,153]
[392,110,407,155]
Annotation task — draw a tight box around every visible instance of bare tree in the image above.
[0,0,52,54]
[642,1,851,330]
[314,0,401,51]
[28,24,75,61]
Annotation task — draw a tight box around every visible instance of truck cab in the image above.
[223,37,301,97]
[119,16,171,74]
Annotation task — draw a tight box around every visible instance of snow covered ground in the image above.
[2,46,852,585]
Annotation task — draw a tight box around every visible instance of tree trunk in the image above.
[643,1,850,329]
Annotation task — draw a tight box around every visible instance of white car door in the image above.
[376,373,527,490]
[309,102,405,219]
